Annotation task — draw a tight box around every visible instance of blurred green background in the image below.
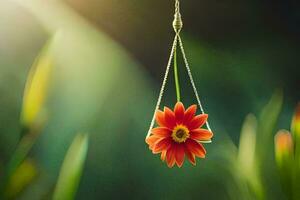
[0,0,300,199]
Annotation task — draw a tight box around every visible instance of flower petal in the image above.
[174,102,185,123]
[187,114,208,130]
[184,146,196,165]
[183,105,197,124]
[190,129,213,141]
[164,107,176,129]
[174,144,185,167]
[151,127,172,137]
[155,110,167,127]
[166,145,176,168]
[161,150,167,161]
[185,139,206,158]
[145,135,161,150]
[153,137,172,154]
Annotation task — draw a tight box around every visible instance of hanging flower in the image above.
[146,102,213,167]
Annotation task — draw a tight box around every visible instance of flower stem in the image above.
[174,45,181,102]
[0,127,37,197]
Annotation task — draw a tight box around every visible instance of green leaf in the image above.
[0,37,57,197]
[238,114,264,200]
[274,130,294,200]
[238,114,257,174]
[4,159,38,199]
[255,90,283,199]
[291,103,300,169]
[20,38,54,130]
[53,133,89,200]
[256,90,283,163]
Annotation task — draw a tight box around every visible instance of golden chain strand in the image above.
[146,0,212,139]
[173,0,183,32]
[146,35,178,138]
[178,35,212,133]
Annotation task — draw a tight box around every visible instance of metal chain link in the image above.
[178,36,212,132]
[146,35,178,138]
[175,0,180,14]
[173,0,183,32]
[146,0,212,138]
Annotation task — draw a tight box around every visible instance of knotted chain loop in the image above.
[173,0,183,33]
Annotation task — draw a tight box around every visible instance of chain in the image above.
[175,0,180,14]
[146,0,212,138]
[178,36,212,132]
[173,0,183,33]
[146,35,178,138]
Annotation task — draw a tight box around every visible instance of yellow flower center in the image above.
[172,125,190,143]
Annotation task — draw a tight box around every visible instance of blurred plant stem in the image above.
[237,114,265,200]
[53,133,89,200]
[256,90,283,165]
[173,45,181,102]
[6,129,35,177]
[273,102,300,200]
[20,40,53,131]
[290,103,300,200]
[228,91,283,200]
[4,158,38,199]
[0,128,39,197]
[274,130,294,199]
[0,37,54,198]
[239,115,265,199]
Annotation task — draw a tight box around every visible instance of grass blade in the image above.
[20,39,53,130]
[53,133,89,200]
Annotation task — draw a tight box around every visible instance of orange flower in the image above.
[291,103,300,137]
[274,130,293,166]
[146,102,213,167]
[275,131,293,154]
